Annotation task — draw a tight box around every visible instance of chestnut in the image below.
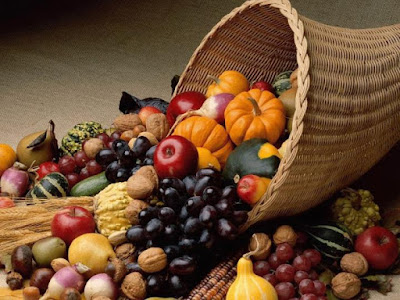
[11,245,33,278]
[30,268,55,294]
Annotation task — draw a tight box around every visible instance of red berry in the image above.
[299,279,316,295]
[86,160,103,176]
[263,274,278,286]
[303,249,322,267]
[74,150,90,168]
[66,173,80,189]
[300,294,318,300]
[313,280,326,296]
[276,243,295,262]
[253,261,270,277]
[96,133,110,144]
[275,264,295,282]
[79,167,90,181]
[110,131,121,140]
[275,282,295,300]
[294,271,309,284]
[58,155,77,175]
[293,255,312,272]
[296,231,309,246]
[268,253,283,270]
[308,269,319,280]
[316,297,327,300]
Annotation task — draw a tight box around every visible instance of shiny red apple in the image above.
[154,136,198,179]
[51,206,96,245]
[251,80,274,92]
[355,226,398,270]
[138,106,162,124]
[166,91,206,126]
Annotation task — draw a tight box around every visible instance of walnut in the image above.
[127,166,158,200]
[121,272,147,300]
[340,252,368,276]
[113,114,142,131]
[273,225,297,246]
[332,272,361,299]
[105,258,127,283]
[125,199,149,225]
[115,243,136,263]
[248,233,272,260]
[145,113,170,141]
[83,138,104,159]
[6,271,23,290]
[51,258,70,272]
[138,247,167,273]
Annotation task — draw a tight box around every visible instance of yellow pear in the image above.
[68,233,115,277]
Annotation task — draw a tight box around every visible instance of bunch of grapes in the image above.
[96,135,156,183]
[125,168,251,297]
[253,242,327,300]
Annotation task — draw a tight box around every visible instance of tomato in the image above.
[37,161,60,180]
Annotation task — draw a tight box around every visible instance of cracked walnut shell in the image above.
[138,247,167,273]
[340,252,368,276]
[273,225,297,247]
[121,272,146,300]
[332,272,361,299]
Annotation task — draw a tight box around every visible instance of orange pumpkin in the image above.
[206,70,249,98]
[0,144,17,176]
[172,116,234,166]
[224,89,286,146]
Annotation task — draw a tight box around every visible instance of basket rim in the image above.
[172,0,311,229]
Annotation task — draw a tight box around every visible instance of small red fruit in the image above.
[36,161,60,180]
[0,197,15,208]
[154,136,198,179]
[166,91,206,126]
[251,80,274,92]
[51,206,96,245]
[355,226,398,270]
[138,106,162,124]
[237,174,271,205]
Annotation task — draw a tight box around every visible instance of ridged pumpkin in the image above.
[206,70,249,98]
[172,116,233,166]
[224,89,286,146]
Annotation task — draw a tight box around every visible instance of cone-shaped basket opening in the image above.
[173,0,310,228]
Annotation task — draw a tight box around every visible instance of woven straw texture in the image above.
[173,0,400,229]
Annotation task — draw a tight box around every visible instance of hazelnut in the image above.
[125,200,149,225]
[248,233,272,260]
[132,125,146,137]
[121,272,147,300]
[138,247,167,273]
[22,286,40,300]
[340,252,368,276]
[108,230,128,246]
[145,114,170,141]
[273,225,297,246]
[6,271,23,290]
[332,272,361,299]
[51,258,70,272]
[83,138,105,159]
[105,258,127,283]
[115,243,136,263]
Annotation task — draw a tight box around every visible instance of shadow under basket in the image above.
[173,0,400,230]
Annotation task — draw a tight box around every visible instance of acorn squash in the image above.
[31,172,69,199]
[222,138,281,183]
[272,70,292,96]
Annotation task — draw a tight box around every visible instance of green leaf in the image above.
[326,288,340,300]
[360,275,392,295]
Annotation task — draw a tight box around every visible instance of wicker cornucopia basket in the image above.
[173,0,400,230]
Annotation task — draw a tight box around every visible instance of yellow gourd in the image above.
[226,236,278,300]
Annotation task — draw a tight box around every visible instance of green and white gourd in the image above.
[272,70,293,96]
[304,223,353,260]
[31,172,69,199]
[60,121,104,156]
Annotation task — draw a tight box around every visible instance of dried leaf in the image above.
[26,130,46,148]
[360,275,392,295]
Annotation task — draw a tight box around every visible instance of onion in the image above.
[84,273,118,300]
[0,162,29,197]
[40,264,87,300]
[169,93,234,132]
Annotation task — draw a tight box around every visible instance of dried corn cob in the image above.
[185,248,245,300]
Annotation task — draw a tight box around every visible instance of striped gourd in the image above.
[272,70,292,96]
[31,172,69,199]
[304,223,353,260]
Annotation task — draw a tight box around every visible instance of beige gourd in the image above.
[226,235,278,300]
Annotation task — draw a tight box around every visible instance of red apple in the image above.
[237,175,271,205]
[51,206,96,245]
[355,226,398,270]
[154,136,198,179]
[166,91,206,126]
[0,196,15,208]
[138,106,162,124]
[251,80,274,92]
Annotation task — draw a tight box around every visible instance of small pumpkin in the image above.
[223,138,281,183]
[226,240,278,300]
[172,116,233,166]
[224,89,286,146]
[196,147,221,171]
[0,144,17,176]
[206,70,249,98]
